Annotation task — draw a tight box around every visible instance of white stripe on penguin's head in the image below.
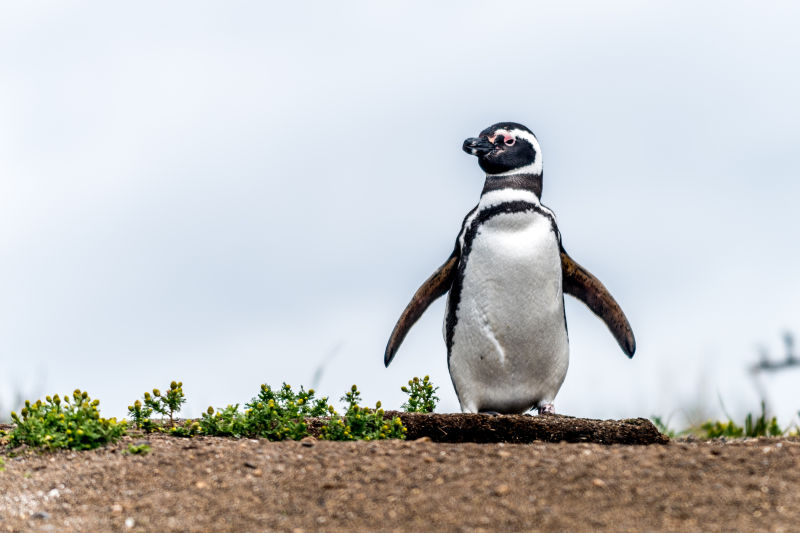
[486,128,542,177]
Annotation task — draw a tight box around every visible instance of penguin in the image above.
[384,122,635,415]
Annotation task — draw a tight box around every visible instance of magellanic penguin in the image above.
[384,122,636,415]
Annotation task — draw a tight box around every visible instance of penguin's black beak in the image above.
[462,137,494,157]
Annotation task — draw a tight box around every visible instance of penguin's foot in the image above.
[537,403,555,415]
[479,410,501,417]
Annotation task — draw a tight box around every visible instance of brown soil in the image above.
[2,419,800,533]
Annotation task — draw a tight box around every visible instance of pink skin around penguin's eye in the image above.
[504,136,515,146]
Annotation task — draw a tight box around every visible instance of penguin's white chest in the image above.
[446,209,569,414]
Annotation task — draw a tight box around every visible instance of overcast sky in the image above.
[1,2,799,427]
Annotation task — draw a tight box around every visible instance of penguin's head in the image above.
[462,122,542,176]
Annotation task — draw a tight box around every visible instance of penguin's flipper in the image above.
[560,248,636,357]
[384,250,459,367]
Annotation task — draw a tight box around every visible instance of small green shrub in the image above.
[201,384,329,440]
[8,390,126,450]
[148,381,186,427]
[127,400,155,432]
[321,385,406,441]
[199,404,247,437]
[124,443,151,455]
[128,380,192,433]
[0,457,5,471]
[401,375,439,413]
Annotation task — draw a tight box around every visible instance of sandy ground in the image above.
[2,428,800,533]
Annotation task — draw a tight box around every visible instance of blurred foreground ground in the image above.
[1,429,799,532]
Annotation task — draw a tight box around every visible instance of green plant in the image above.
[743,404,783,437]
[8,390,126,450]
[201,384,329,440]
[0,457,5,472]
[651,416,677,438]
[127,400,155,432]
[149,381,186,427]
[321,385,406,441]
[124,443,151,455]
[128,380,187,431]
[700,419,744,438]
[701,403,783,439]
[168,421,201,437]
[401,375,439,413]
[199,404,247,437]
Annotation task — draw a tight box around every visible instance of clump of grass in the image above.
[701,403,782,438]
[128,381,199,436]
[655,402,786,439]
[201,384,329,440]
[321,385,406,441]
[650,416,677,438]
[8,390,126,450]
[401,375,439,413]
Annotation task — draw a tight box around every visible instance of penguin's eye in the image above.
[504,137,515,146]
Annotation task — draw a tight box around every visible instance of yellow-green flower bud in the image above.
[152,389,161,397]
[207,406,214,415]
[170,381,177,389]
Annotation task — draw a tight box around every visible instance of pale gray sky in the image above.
[2,2,799,426]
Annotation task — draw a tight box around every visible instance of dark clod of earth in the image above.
[378,412,669,445]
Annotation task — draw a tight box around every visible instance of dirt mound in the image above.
[379,412,669,444]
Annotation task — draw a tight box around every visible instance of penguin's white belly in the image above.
[447,210,568,414]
